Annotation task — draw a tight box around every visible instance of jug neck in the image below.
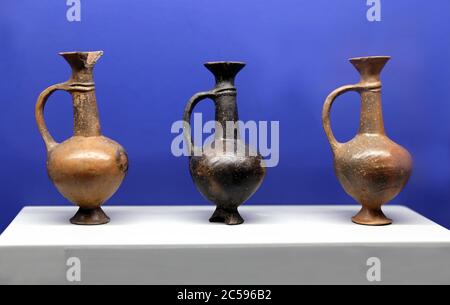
[358,88,385,135]
[61,51,103,137]
[205,62,245,140]
[214,90,240,140]
[350,56,389,135]
[71,90,102,137]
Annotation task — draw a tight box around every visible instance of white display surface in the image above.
[1,205,450,285]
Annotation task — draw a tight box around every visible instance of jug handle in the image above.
[322,84,361,152]
[35,83,70,152]
[183,90,216,156]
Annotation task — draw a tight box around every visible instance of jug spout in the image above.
[60,51,103,84]
[205,61,245,90]
[350,56,390,83]
[59,51,102,137]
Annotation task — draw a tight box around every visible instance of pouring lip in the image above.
[204,61,246,67]
[59,51,104,56]
[349,55,391,62]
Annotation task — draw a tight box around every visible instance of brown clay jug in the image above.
[35,51,128,225]
[183,62,266,225]
[322,56,412,226]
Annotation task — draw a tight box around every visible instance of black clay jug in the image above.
[183,62,266,225]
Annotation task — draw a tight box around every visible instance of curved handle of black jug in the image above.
[183,90,216,157]
[322,84,362,153]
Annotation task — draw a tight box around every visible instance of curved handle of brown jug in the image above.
[322,84,361,152]
[35,83,69,152]
[183,90,216,156]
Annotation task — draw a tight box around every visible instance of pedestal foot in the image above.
[209,207,244,225]
[352,206,392,226]
[70,207,110,225]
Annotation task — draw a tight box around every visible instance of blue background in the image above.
[1,0,450,232]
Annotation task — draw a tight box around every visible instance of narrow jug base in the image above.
[209,206,244,225]
[352,206,392,226]
[70,207,110,225]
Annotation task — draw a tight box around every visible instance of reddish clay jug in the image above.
[322,56,412,225]
[35,51,128,225]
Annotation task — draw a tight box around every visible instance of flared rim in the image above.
[349,56,391,62]
[205,61,246,66]
[59,51,104,56]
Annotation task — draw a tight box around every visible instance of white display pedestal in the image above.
[1,205,450,285]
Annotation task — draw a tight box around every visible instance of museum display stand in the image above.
[1,205,450,285]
